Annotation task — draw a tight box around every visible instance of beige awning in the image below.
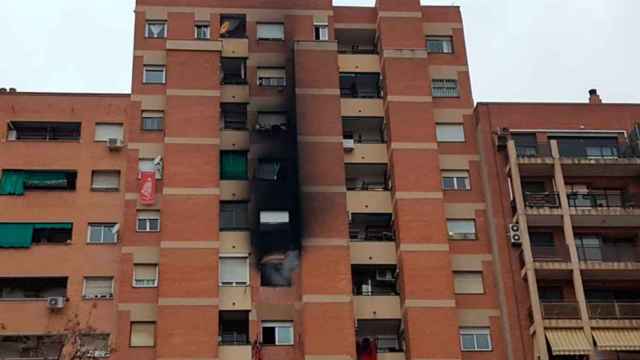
[545,328,592,355]
[593,328,640,351]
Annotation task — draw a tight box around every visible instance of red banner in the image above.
[139,171,156,205]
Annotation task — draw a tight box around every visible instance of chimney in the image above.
[589,89,602,104]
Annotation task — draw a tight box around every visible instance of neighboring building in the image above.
[476,90,640,360]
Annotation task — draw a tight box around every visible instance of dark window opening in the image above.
[32,227,71,245]
[0,277,67,299]
[342,117,386,144]
[552,136,620,158]
[0,223,72,248]
[352,265,398,296]
[260,254,296,287]
[349,213,394,241]
[221,58,247,85]
[262,326,276,344]
[219,311,250,345]
[8,121,81,141]
[221,103,248,130]
[512,133,538,156]
[340,73,381,98]
[539,286,564,303]
[522,181,546,194]
[220,14,246,38]
[256,159,285,181]
[220,202,249,230]
[336,29,377,54]
[356,319,403,354]
[345,164,389,191]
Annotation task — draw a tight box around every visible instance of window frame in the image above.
[136,211,161,233]
[441,170,470,191]
[261,321,294,346]
[145,21,167,39]
[256,67,287,88]
[436,123,465,143]
[94,123,124,142]
[256,22,285,41]
[143,65,166,84]
[82,276,115,300]
[87,223,119,244]
[432,79,459,98]
[219,202,250,230]
[141,111,164,131]
[132,264,159,288]
[138,159,163,179]
[453,271,485,295]
[91,170,121,192]
[130,322,156,348]
[446,219,477,240]
[219,255,250,286]
[426,35,454,54]
[194,22,211,40]
[314,24,329,41]
[459,328,492,352]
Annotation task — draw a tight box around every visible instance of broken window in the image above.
[256,112,287,131]
[219,311,250,345]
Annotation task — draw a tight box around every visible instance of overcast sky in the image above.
[1,0,638,103]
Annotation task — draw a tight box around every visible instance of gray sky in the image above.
[1,0,638,103]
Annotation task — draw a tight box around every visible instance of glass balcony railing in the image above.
[588,302,640,319]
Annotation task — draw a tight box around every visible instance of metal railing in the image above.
[516,143,552,157]
[588,302,640,319]
[524,192,561,208]
[541,302,581,319]
[567,191,640,209]
[349,227,395,242]
[219,332,249,345]
[516,141,640,159]
[531,246,568,261]
[353,285,398,296]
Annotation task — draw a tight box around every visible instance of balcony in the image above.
[218,344,252,360]
[532,246,570,262]
[340,73,382,99]
[541,302,581,319]
[356,319,403,356]
[588,302,640,319]
[219,286,252,311]
[7,121,81,142]
[350,213,394,242]
[354,296,402,319]
[336,29,377,54]
[219,311,250,345]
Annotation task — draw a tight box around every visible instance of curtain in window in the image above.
[221,152,248,180]
[0,170,26,195]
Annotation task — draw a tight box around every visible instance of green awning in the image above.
[0,170,26,195]
[33,223,73,230]
[0,223,34,248]
[221,152,248,180]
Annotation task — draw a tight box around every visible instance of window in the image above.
[460,328,491,351]
[221,151,248,180]
[221,58,247,85]
[259,211,290,231]
[79,334,110,355]
[220,14,246,38]
[340,73,381,98]
[220,311,250,345]
[436,124,465,142]
[130,322,155,347]
[441,170,470,190]
[257,68,286,87]
[314,21,328,41]
[575,235,603,261]
[0,170,77,195]
[453,272,484,294]
[219,257,249,286]
[195,22,210,39]
[426,36,453,54]
[143,65,166,84]
[91,171,120,191]
[257,23,285,40]
[83,277,114,299]
[145,21,166,38]
[447,219,476,240]
[256,159,282,181]
[31,224,73,245]
[530,232,554,248]
[88,224,118,244]
[95,123,123,142]
[256,112,287,131]
[221,103,248,130]
[512,133,539,156]
[136,211,160,232]
[0,223,72,248]
[7,121,81,141]
[138,159,162,179]
[142,111,164,131]
[262,322,294,345]
[133,264,158,288]
[220,202,249,230]
[432,79,459,97]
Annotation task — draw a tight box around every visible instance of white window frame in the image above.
[195,22,211,40]
[87,223,119,244]
[143,65,166,84]
[82,277,115,299]
[136,211,161,232]
[138,159,163,179]
[436,123,465,143]
[133,264,159,288]
[261,321,294,345]
[459,328,492,352]
[141,111,164,131]
[314,24,329,41]
[145,21,167,38]
[441,170,470,190]
[447,219,477,240]
[91,170,120,191]
[426,36,454,54]
[219,255,250,286]
[257,23,285,40]
[454,272,485,295]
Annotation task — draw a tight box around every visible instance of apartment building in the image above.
[1,0,503,359]
[476,90,640,360]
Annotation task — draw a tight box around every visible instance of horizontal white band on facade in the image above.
[296,88,341,95]
[394,192,444,200]
[377,11,422,18]
[162,187,220,195]
[160,241,220,249]
[166,40,222,52]
[403,299,456,308]
[382,49,429,59]
[158,297,219,306]
[164,137,220,145]
[302,295,352,303]
[398,243,450,252]
[386,95,432,102]
[334,23,377,29]
[390,142,438,150]
[294,41,338,51]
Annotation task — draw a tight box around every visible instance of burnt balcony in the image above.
[588,301,640,319]
[349,213,394,242]
[541,302,581,319]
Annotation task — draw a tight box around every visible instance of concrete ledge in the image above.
[160,241,220,249]
[166,40,222,52]
[378,11,422,18]
[398,243,450,252]
[166,89,220,97]
[158,297,218,306]
[385,95,432,102]
[165,137,220,145]
[403,299,456,308]
[383,49,428,59]
[302,295,352,303]
[391,142,438,150]
[394,192,443,200]
[295,41,338,51]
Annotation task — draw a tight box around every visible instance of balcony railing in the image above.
[541,302,581,319]
[219,332,249,345]
[532,246,568,261]
[349,227,395,242]
[524,192,561,208]
[516,141,640,159]
[588,302,640,319]
[516,143,552,157]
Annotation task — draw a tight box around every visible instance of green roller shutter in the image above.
[0,170,26,195]
[0,223,34,248]
[33,223,73,230]
[221,152,248,180]
[23,172,68,188]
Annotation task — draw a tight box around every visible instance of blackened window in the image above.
[220,14,246,38]
[221,103,248,130]
[221,58,247,84]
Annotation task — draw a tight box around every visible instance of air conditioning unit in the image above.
[376,270,394,281]
[47,296,65,309]
[508,223,522,245]
[343,138,355,152]
[107,138,124,151]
